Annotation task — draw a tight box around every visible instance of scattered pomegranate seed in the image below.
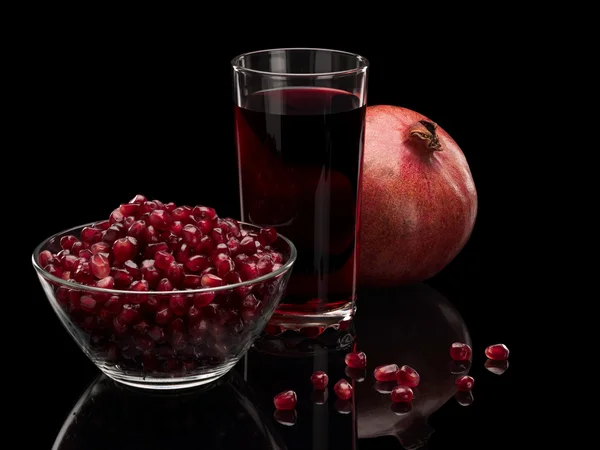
[345,351,367,369]
[310,371,329,390]
[391,385,414,403]
[258,227,278,245]
[450,342,472,361]
[396,365,420,387]
[374,364,399,382]
[485,359,509,375]
[273,390,297,410]
[485,343,510,360]
[333,379,353,400]
[456,375,475,391]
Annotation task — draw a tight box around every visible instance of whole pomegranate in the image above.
[359,105,477,286]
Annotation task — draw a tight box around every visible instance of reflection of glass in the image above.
[232,48,368,330]
[354,283,471,448]
[52,372,286,450]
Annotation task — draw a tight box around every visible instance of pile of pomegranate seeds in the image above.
[345,351,367,369]
[310,371,329,390]
[40,195,289,376]
[485,343,510,360]
[273,390,297,411]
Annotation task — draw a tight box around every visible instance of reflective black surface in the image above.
[40,283,517,449]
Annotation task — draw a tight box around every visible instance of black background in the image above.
[27,29,526,449]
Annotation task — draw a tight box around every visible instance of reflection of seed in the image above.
[335,398,352,414]
[374,381,397,394]
[449,360,471,374]
[485,359,509,375]
[391,402,413,415]
[274,409,297,426]
[345,367,366,382]
[311,389,328,405]
[455,390,474,406]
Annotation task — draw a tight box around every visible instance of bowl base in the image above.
[99,361,236,390]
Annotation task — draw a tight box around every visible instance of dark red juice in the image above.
[235,87,365,312]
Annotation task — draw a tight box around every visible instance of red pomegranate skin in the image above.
[359,105,477,286]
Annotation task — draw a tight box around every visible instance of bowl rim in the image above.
[31,220,297,296]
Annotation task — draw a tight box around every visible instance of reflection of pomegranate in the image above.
[359,105,477,286]
[354,283,471,447]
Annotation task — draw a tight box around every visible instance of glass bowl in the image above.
[32,221,296,390]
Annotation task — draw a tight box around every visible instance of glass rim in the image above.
[31,220,297,296]
[231,47,369,78]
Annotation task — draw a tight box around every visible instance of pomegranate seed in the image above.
[141,200,158,215]
[127,220,147,240]
[185,254,210,272]
[148,325,165,342]
[130,279,149,292]
[485,343,510,360]
[215,255,235,277]
[56,286,70,306]
[190,319,209,337]
[120,203,140,217]
[310,371,329,390]
[112,236,138,264]
[274,410,297,426]
[194,217,215,234]
[333,379,353,400]
[211,228,225,244]
[374,364,399,382]
[96,276,115,289]
[455,390,474,406]
[391,385,414,403]
[169,294,187,315]
[258,227,277,245]
[120,260,140,280]
[345,351,367,369]
[129,194,147,204]
[238,261,258,281]
[172,206,191,222]
[72,240,84,255]
[211,243,230,259]
[90,253,110,279]
[94,220,111,230]
[39,250,54,267]
[90,241,111,254]
[271,252,283,264]
[166,261,184,285]
[79,295,97,313]
[112,316,128,334]
[101,225,122,244]
[485,359,509,375]
[132,318,149,334]
[140,260,161,288]
[154,250,175,271]
[192,206,216,220]
[124,216,136,229]
[225,237,241,256]
[188,305,202,323]
[239,236,256,255]
[201,274,224,288]
[72,261,92,282]
[195,235,214,255]
[450,342,472,361]
[104,296,122,314]
[61,271,72,280]
[193,291,216,308]
[182,224,202,248]
[396,365,420,387]
[112,268,133,288]
[119,305,139,324]
[169,221,184,237]
[175,243,191,264]
[456,375,475,391]
[143,225,159,243]
[60,235,79,251]
[62,254,78,271]
[109,208,124,224]
[78,249,92,260]
[256,258,274,276]
[155,277,172,291]
[273,390,297,410]
[182,274,203,289]
[148,210,173,231]
[202,267,217,276]
[81,226,102,243]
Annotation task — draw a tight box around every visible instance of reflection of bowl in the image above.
[52,373,286,450]
[32,222,296,390]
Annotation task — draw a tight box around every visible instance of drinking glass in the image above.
[232,48,368,330]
